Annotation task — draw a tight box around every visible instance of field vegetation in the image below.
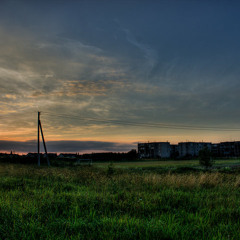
[94,158,240,169]
[0,162,240,239]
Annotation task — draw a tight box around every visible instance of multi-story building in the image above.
[211,144,220,157]
[217,141,240,157]
[234,142,240,157]
[178,142,211,158]
[138,141,240,159]
[170,144,179,158]
[138,142,171,158]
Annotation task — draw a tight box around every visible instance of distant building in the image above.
[138,140,240,159]
[211,144,220,157]
[58,153,78,159]
[170,144,179,158]
[178,142,211,158]
[217,141,240,157]
[219,142,235,157]
[138,142,171,158]
[234,142,240,157]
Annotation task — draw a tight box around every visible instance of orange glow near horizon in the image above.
[1,132,240,144]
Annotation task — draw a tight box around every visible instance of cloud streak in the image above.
[123,28,158,74]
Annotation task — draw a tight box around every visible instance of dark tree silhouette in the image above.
[199,147,214,169]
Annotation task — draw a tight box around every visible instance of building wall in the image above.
[234,142,240,157]
[178,142,211,158]
[217,141,240,157]
[138,142,171,158]
[138,141,240,159]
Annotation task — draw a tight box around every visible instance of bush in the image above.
[199,147,214,169]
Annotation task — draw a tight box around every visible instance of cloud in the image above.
[0,26,130,122]
[1,1,240,144]
[56,79,129,97]
[0,140,136,153]
[123,28,158,69]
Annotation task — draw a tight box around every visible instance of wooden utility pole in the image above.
[38,112,40,166]
[37,112,50,166]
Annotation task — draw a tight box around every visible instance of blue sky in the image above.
[1,1,240,153]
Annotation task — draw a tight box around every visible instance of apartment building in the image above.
[138,141,240,159]
[178,142,211,158]
[217,141,240,157]
[138,142,171,158]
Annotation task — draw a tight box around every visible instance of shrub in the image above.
[199,147,214,170]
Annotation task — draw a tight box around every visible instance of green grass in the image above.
[94,159,240,169]
[0,163,240,239]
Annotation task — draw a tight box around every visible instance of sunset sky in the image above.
[1,1,240,153]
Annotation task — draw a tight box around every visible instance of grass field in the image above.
[0,162,240,239]
[94,159,240,169]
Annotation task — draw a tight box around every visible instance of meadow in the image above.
[0,162,240,239]
[94,158,240,169]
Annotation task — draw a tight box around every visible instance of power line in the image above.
[42,111,240,131]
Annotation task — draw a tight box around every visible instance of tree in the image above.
[199,147,214,169]
[126,149,137,160]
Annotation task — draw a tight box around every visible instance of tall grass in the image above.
[0,163,240,239]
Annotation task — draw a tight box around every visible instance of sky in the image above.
[1,0,240,153]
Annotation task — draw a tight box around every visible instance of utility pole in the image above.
[38,112,40,166]
[37,112,50,166]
